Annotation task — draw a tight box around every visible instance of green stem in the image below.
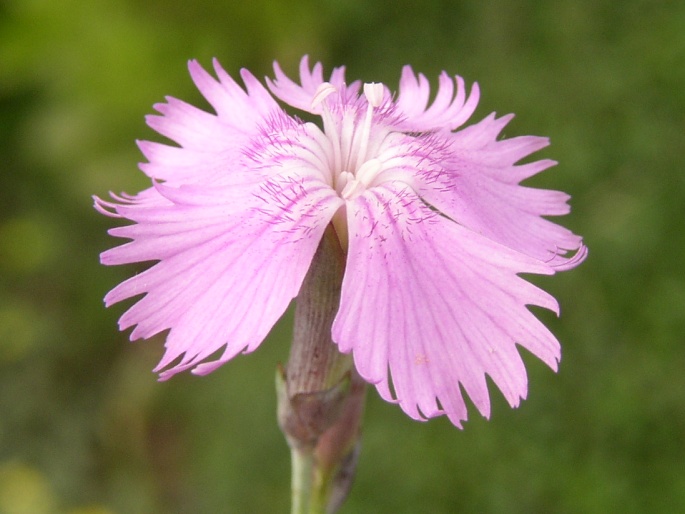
[291,446,318,514]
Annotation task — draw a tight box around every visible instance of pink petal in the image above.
[140,60,282,184]
[101,171,342,380]
[414,114,586,268]
[136,140,261,185]
[267,55,360,114]
[191,59,278,128]
[445,113,554,182]
[332,183,560,428]
[395,66,480,132]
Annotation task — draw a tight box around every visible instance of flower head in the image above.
[95,56,586,427]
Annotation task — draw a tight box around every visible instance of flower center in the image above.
[312,82,386,201]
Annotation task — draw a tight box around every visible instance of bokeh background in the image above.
[1,0,684,512]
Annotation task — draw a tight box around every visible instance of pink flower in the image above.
[95,56,586,427]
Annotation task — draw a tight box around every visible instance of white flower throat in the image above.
[311,82,387,201]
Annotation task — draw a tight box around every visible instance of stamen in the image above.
[340,179,365,200]
[337,170,355,194]
[315,80,390,200]
[363,82,384,107]
[311,82,337,109]
[354,158,382,187]
[352,83,384,172]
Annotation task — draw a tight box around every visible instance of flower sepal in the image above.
[277,365,365,514]
[276,363,354,450]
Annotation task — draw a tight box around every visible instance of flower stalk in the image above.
[277,226,366,514]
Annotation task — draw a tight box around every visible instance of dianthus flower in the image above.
[95,56,586,428]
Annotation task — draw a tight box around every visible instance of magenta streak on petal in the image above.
[411,114,586,268]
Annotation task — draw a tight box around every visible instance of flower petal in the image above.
[140,59,282,184]
[101,171,342,380]
[332,183,560,428]
[413,113,586,268]
[267,55,361,114]
[395,66,480,132]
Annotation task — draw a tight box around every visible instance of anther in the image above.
[363,83,384,108]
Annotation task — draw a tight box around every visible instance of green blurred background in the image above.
[1,0,683,512]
